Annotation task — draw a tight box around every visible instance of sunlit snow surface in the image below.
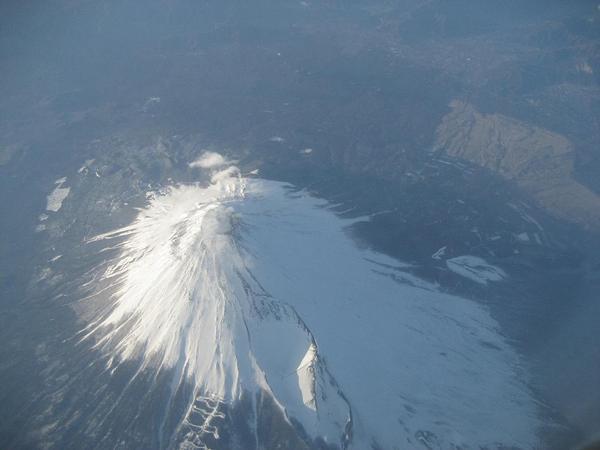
[46,177,70,212]
[446,255,507,285]
[82,160,539,449]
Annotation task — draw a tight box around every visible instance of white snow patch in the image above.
[431,246,446,260]
[46,178,70,212]
[446,255,506,285]
[142,97,161,112]
[296,343,318,411]
[37,267,52,282]
[577,62,593,74]
[78,159,95,174]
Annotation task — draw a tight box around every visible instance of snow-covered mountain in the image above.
[76,153,540,449]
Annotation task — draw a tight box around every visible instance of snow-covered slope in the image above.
[446,255,507,285]
[81,154,540,449]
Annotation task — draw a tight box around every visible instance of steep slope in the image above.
[79,154,541,449]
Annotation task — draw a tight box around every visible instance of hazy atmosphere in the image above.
[1,1,599,449]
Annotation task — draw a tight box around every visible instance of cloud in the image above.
[210,166,240,184]
[188,151,231,169]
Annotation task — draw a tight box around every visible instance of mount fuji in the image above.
[77,153,540,450]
